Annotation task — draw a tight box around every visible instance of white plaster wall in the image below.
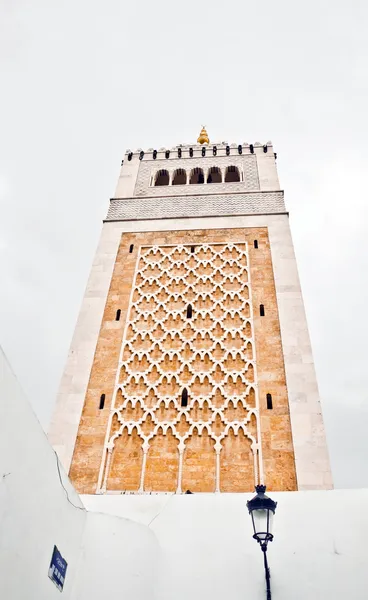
[72,511,159,600]
[0,346,159,600]
[82,491,368,600]
[49,214,331,489]
[0,346,86,600]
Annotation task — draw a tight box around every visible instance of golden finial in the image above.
[197,125,209,145]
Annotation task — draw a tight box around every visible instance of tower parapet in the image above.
[113,141,281,220]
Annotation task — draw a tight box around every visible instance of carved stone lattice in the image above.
[99,242,263,493]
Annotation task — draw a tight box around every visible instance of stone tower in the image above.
[49,130,332,494]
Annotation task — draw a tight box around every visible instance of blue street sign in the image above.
[48,546,68,592]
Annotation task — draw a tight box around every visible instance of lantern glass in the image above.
[251,508,274,541]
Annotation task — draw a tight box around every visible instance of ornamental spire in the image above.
[197,125,209,145]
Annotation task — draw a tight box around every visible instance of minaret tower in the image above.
[49,129,332,494]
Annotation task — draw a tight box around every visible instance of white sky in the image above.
[1,0,368,488]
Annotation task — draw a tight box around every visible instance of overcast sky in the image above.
[1,0,368,488]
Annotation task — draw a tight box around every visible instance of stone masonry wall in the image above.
[69,228,297,494]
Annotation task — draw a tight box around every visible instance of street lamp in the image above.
[247,485,277,600]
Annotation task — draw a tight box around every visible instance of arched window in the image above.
[172,168,186,185]
[115,309,121,321]
[181,388,188,407]
[207,166,221,184]
[154,169,169,186]
[260,304,265,317]
[129,244,134,253]
[266,393,273,409]
[186,304,193,319]
[190,168,204,184]
[225,166,241,182]
[99,394,105,410]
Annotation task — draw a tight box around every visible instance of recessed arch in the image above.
[225,165,241,182]
[154,169,169,186]
[207,166,222,184]
[172,168,186,185]
[190,167,204,184]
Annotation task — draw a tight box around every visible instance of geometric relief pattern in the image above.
[98,242,263,494]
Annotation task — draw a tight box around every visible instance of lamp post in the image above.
[247,485,277,600]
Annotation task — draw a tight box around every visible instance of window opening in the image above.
[190,168,204,184]
[191,246,195,253]
[254,240,258,249]
[186,304,193,319]
[260,304,265,317]
[116,309,121,321]
[172,169,186,185]
[154,169,169,186]
[181,388,188,407]
[207,166,221,184]
[99,394,105,410]
[266,393,273,409]
[225,166,241,182]
[129,244,134,253]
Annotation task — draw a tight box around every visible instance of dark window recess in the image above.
[139,150,144,160]
[186,304,193,319]
[99,394,105,410]
[191,246,195,253]
[189,147,193,157]
[153,149,157,159]
[127,152,133,161]
[116,309,121,321]
[250,144,254,154]
[238,144,243,154]
[260,304,265,317]
[181,388,188,407]
[213,146,217,156]
[165,150,170,159]
[263,145,268,153]
[254,240,258,249]
[178,148,182,158]
[202,146,206,157]
[266,393,273,409]
[129,244,134,253]
[226,145,230,156]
